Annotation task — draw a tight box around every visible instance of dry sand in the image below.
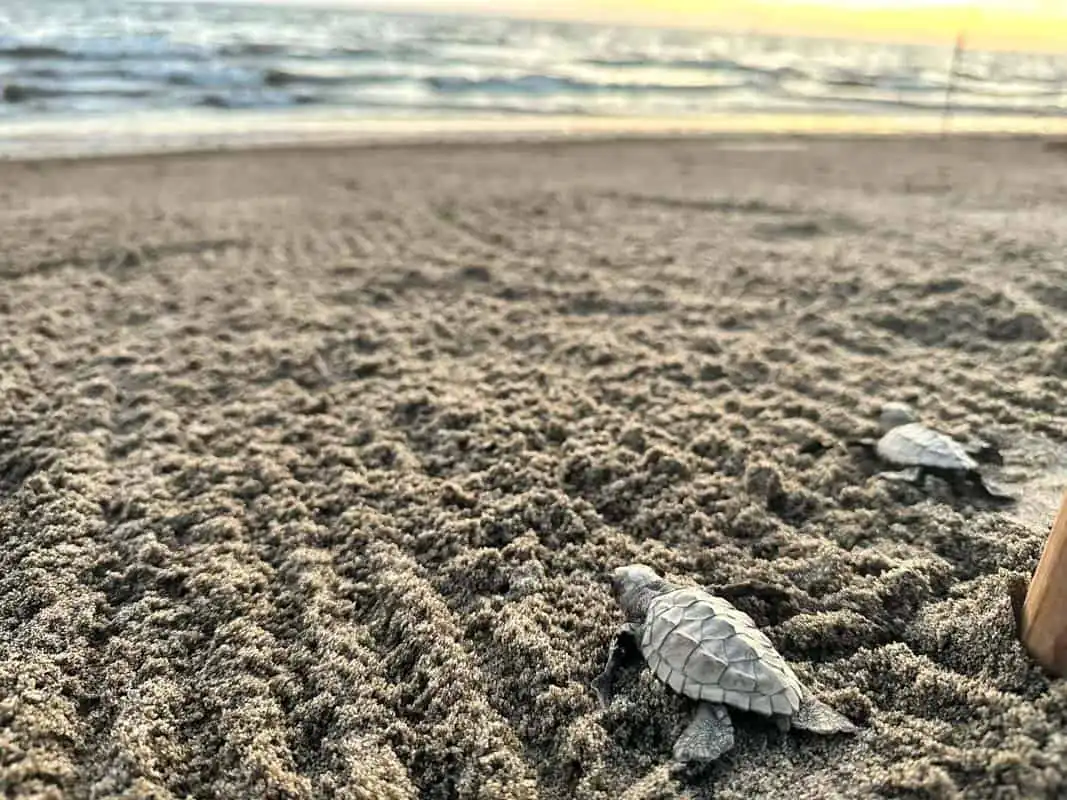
[3,134,1067,800]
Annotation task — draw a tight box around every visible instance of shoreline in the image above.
[4,108,1067,162]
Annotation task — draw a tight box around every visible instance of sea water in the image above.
[1,0,1066,157]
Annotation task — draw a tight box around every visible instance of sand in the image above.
[2,133,1067,800]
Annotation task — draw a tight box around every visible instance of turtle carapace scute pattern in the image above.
[591,564,858,764]
[640,586,802,717]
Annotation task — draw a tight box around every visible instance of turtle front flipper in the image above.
[876,466,924,485]
[845,437,879,455]
[791,696,857,735]
[964,439,1003,466]
[673,703,735,763]
[591,622,642,709]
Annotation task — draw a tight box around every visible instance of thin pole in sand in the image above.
[942,30,965,137]
[1019,489,1067,677]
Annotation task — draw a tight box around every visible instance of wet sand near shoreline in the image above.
[3,134,1067,799]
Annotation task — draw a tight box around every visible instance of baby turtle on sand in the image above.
[592,564,857,764]
[851,402,1013,502]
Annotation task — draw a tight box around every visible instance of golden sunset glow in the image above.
[267,0,1067,53]
[575,0,1067,51]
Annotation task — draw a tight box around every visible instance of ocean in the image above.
[1,0,1066,156]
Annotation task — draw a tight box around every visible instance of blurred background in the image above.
[2,0,1067,156]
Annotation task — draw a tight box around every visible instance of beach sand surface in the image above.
[3,134,1067,799]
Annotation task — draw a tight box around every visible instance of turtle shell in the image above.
[639,586,803,717]
[876,423,977,471]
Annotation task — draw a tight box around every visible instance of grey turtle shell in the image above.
[639,586,803,717]
[876,422,977,471]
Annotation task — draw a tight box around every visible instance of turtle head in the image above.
[611,563,671,622]
[879,401,916,432]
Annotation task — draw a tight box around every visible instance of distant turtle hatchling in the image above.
[592,564,858,764]
[851,401,1014,502]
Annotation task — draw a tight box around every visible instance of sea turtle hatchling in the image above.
[851,402,1013,502]
[591,564,858,764]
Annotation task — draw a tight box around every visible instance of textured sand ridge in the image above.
[2,136,1067,799]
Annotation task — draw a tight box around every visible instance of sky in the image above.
[211,0,1067,52]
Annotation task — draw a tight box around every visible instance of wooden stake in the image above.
[1020,488,1067,676]
[941,31,965,138]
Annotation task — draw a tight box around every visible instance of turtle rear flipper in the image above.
[791,697,857,735]
[969,472,1016,504]
[673,703,735,763]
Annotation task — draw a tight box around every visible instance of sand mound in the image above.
[3,136,1067,799]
